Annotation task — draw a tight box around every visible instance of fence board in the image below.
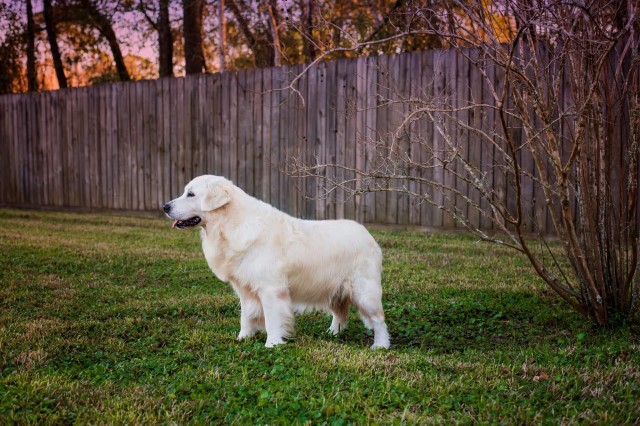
[293,64,308,218]
[364,55,378,224]
[260,68,272,203]
[237,70,249,192]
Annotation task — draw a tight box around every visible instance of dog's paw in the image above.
[370,341,390,350]
[237,329,256,340]
[264,338,286,348]
[327,323,346,336]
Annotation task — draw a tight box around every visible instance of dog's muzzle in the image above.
[163,202,201,229]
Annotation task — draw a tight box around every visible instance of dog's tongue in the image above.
[172,220,179,228]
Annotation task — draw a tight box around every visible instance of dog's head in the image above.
[163,175,233,229]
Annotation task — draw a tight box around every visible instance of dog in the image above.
[163,175,390,349]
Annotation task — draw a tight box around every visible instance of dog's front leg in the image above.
[233,285,264,340]
[258,287,294,347]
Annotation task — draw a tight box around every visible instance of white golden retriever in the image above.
[163,175,390,349]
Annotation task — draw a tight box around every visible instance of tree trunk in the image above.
[184,0,206,74]
[26,0,37,91]
[227,0,274,68]
[81,0,130,81]
[302,0,316,61]
[265,0,282,67]
[158,0,173,77]
[218,0,226,71]
[43,0,68,89]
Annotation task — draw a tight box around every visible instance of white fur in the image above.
[164,175,390,349]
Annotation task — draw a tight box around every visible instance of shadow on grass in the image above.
[295,288,588,354]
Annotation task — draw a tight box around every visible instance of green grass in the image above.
[0,208,638,424]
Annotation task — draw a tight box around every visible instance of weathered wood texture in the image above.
[0,49,555,231]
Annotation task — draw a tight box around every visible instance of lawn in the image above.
[0,208,638,424]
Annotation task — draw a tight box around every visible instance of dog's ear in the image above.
[201,181,231,212]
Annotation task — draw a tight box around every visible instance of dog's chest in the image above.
[200,228,234,282]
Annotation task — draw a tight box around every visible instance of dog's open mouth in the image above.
[172,217,202,229]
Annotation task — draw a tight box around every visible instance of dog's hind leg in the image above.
[328,296,350,335]
[258,286,294,347]
[351,277,390,349]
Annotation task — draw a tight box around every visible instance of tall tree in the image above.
[183,0,205,74]
[218,0,226,71]
[43,0,68,88]
[0,2,24,94]
[79,0,130,81]
[158,0,173,77]
[301,0,316,62]
[26,0,37,91]
[138,0,174,77]
[226,0,276,67]
[265,0,282,66]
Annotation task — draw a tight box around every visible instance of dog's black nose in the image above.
[163,203,171,213]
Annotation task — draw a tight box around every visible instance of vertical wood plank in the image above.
[408,51,422,226]
[10,95,19,204]
[229,71,238,184]
[468,49,482,230]
[355,57,367,223]
[304,63,318,219]
[211,73,223,177]
[441,49,457,228]
[173,77,184,193]
[150,79,161,209]
[126,84,134,209]
[195,74,206,178]
[69,88,78,207]
[252,67,263,200]
[375,55,389,224]
[206,74,217,176]
[145,80,155,210]
[455,50,470,228]
[364,56,378,224]
[38,92,47,206]
[237,69,249,191]
[335,58,347,219]
[288,65,300,217]
[131,82,141,210]
[184,76,193,187]
[35,92,43,206]
[431,50,447,227]
[480,61,496,230]
[114,83,123,209]
[98,84,108,208]
[326,60,339,219]
[220,71,231,180]
[290,65,310,219]
[419,50,435,227]
[0,95,7,204]
[0,96,6,204]
[492,60,507,231]
[261,68,272,203]
[315,62,327,219]
[293,64,306,217]
[82,88,90,207]
[269,67,281,209]
[278,66,290,213]
[344,58,357,220]
[397,52,411,225]
[161,77,174,202]
[20,94,27,204]
[88,86,100,209]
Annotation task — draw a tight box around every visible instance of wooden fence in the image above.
[0,48,550,231]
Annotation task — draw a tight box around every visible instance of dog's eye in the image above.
[187,191,195,197]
